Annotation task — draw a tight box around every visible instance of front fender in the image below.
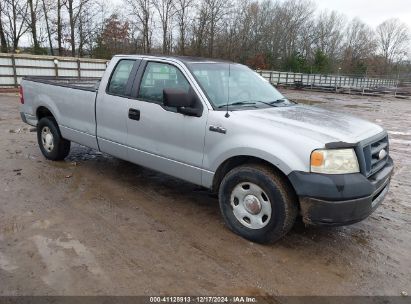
[201,131,313,188]
[208,144,306,175]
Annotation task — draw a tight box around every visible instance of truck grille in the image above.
[362,135,389,176]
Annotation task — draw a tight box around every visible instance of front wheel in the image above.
[37,117,71,160]
[218,164,298,244]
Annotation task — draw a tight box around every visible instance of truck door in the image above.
[96,58,141,160]
[125,60,208,186]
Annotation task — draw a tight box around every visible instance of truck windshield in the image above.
[187,63,294,110]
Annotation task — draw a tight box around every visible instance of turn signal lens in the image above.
[311,151,324,167]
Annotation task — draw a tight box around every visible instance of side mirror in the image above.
[163,88,192,108]
[163,88,202,117]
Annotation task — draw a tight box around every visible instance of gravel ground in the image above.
[0,90,410,296]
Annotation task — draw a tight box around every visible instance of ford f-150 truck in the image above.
[19,55,394,243]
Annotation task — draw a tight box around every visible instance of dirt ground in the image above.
[0,89,410,296]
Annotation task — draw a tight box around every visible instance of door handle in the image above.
[128,108,140,121]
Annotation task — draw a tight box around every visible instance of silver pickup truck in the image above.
[20,55,393,243]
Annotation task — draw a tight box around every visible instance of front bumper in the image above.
[288,156,394,226]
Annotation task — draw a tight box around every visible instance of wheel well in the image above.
[36,106,54,120]
[212,156,297,197]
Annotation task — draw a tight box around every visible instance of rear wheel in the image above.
[37,117,70,160]
[218,164,298,243]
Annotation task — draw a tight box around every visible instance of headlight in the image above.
[310,148,359,174]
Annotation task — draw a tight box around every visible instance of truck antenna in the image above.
[225,64,230,118]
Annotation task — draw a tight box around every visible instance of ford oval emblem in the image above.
[378,149,387,160]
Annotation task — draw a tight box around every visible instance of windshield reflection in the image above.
[187,63,295,110]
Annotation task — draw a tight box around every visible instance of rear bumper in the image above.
[288,157,394,226]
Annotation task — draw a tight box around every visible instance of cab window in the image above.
[138,62,191,104]
[107,59,135,96]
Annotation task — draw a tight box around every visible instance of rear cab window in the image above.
[107,59,136,96]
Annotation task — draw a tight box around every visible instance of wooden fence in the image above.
[257,70,398,90]
[0,53,108,88]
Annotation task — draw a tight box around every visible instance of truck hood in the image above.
[236,104,384,144]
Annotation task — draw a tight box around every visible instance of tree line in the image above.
[0,0,410,77]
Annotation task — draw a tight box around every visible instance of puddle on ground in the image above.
[0,252,18,272]
[32,234,108,289]
[46,146,111,168]
[66,146,112,162]
[390,138,411,145]
[388,131,411,136]
[342,104,373,109]
[31,219,51,229]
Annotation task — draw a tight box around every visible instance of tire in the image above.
[218,164,298,244]
[37,117,71,161]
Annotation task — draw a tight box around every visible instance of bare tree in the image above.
[275,0,315,59]
[204,0,231,57]
[77,0,96,56]
[376,18,410,70]
[124,0,152,53]
[64,0,91,56]
[153,0,175,54]
[191,1,209,56]
[174,0,194,54]
[65,0,76,56]
[27,0,41,53]
[0,0,10,52]
[215,3,239,60]
[342,18,376,74]
[229,0,275,63]
[313,10,345,62]
[191,0,232,57]
[94,0,111,40]
[67,0,75,55]
[57,0,66,55]
[2,0,29,52]
[41,0,53,54]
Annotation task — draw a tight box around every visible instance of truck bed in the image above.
[21,76,100,150]
[23,76,100,92]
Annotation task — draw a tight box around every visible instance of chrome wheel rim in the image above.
[230,182,272,229]
[41,126,54,152]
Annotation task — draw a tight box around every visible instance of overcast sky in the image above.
[314,0,411,29]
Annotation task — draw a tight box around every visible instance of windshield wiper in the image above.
[257,98,295,107]
[217,101,257,108]
[267,98,292,104]
[247,99,286,107]
[217,99,292,109]
[254,100,280,107]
